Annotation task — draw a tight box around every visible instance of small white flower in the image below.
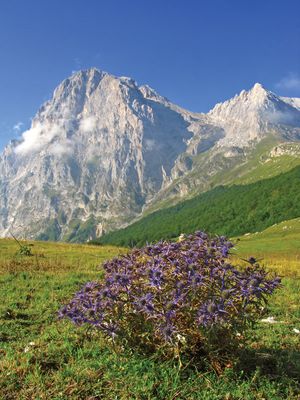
[260,316,277,324]
[24,341,36,352]
[176,334,186,344]
[293,328,300,334]
[178,234,185,242]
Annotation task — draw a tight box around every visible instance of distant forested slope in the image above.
[94,166,300,247]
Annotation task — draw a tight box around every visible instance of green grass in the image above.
[0,238,123,273]
[232,217,300,276]
[0,238,299,399]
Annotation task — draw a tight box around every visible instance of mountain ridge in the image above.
[0,68,299,241]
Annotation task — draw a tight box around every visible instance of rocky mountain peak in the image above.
[249,82,267,94]
[209,82,272,117]
[13,68,150,157]
[0,70,299,241]
[0,69,196,239]
[139,84,168,104]
[207,82,300,147]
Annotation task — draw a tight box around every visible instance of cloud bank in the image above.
[14,113,98,156]
[15,122,61,155]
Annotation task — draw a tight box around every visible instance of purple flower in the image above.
[134,293,155,315]
[149,268,164,287]
[159,323,176,342]
[59,231,281,355]
[102,322,118,339]
[197,300,228,327]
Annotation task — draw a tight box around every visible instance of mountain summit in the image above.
[0,70,299,240]
[208,82,300,147]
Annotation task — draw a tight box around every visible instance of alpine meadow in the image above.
[1,2,300,399]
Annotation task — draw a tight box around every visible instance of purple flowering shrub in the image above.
[59,232,281,358]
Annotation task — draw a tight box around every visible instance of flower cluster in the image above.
[59,232,281,355]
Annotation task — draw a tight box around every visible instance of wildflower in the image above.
[102,321,118,339]
[160,323,176,341]
[24,341,35,353]
[178,233,185,242]
[260,316,283,324]
[176,333,186,344]
[197,300,228,327]
[59,231,281,356]
[134,293,155,315]
[149,268,164,287]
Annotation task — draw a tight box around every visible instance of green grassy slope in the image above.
[144,139,300,215]
[0,239,299,399]
[232,217,300,276]
[225,143,300,186]
[235,217,300,256]
[96,166,300,247]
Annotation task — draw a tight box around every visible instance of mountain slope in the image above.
[0,69,300,241]
[96,166,300,247]
[0,69,202,239]
[143,86,300,214]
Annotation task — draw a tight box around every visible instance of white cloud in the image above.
[79,116,97,133]
[14,112,98,156]
[264,109,298,125]
[49,141,73,156]
[13,122,23,132]
[144,138,156,151]
[276,73,300,91]
[15,122,62,155]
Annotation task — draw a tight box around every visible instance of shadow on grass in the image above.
[171,344,300,391]
[235,347,300,381]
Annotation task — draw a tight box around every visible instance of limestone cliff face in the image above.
[0,69,199,239]
[0,69,299,240]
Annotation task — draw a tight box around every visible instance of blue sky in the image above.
[0,0,299,150]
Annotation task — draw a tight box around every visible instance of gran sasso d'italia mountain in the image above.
[0,68,299,241]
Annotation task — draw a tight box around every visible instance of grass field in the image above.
[0,238,124,273]
[0,235,299,399]
[233,217,300,277]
